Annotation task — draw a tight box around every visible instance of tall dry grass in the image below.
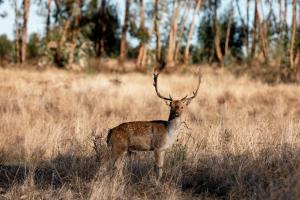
[0,67,300,199]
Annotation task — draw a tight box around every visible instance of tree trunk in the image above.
[174,2,190,63]
[165,1,180,69]
[67,0,81,69]
[290,0,296,68]
[46,0,52,40]
[213,0,223,67]
[225,8,233,57]
[21,0,31,63]
[284,0,287,48]
[94,0,106,58]
[256,0,269,62]
[183,0,201,66]
[136,0,147,70]
[119,0,131,64]
[235,0,248,56]
[54,0,61,22]
[278,0,282,42]
[154,0,161,62]
[137,44,147,70]
[251,0,258,58]
[137,43,148,70]
[13,0,20,63]
[139,0,145,29]
[260,23,269,62]
[246,0,249,55]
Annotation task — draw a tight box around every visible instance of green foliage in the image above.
[224,21,244,56]
[196,16,214,63]
[295,28,300,50]
[81,0,120,57]
[126,45,139,59]
[28,33,41,59]
[129,21,150,43]
[0,34,12,62]
[196,13,245,64]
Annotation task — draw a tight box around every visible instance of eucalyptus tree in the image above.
[50,0,85,68]
[174,0,190,64]
[21,0,31,63]
[183,0,202,65]
[11,0,21,63]
[83,0,120,58]
[46,0,51,40]
[135,0,151,70]
[290,0,297,68]
[119,0,131,63]
[165,0,180,68]
[197,2,244,64]
[154,0,161,62]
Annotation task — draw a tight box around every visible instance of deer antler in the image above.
[153,72,173,101]
[182,73,202,102]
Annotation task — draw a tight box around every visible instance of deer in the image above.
[106,72,201,180]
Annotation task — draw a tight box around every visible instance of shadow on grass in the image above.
[0,165,28,190]
[181,145,300,199]
[0,154,99,192]
[0,145,299,199]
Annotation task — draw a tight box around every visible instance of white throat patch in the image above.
[164,118,181,149]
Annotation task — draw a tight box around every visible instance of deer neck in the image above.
[167,112,181,139]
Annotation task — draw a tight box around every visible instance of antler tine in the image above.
[186,73,202,101]
[153,72,173,101]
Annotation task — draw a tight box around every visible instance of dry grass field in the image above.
[0,67,300,199]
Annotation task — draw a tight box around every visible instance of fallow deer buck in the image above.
[106,72,201,179]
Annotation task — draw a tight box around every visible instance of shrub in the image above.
[0,34,12,64]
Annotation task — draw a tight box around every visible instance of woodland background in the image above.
[1,0,300,82]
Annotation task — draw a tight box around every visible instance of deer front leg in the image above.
[154,150,165,180]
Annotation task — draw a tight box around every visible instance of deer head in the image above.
[153,72,201,119]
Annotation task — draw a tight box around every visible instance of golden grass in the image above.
[0,67,300,199]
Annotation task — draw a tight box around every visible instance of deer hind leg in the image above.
[108,132,129,173]
[109,146,127,175]
[154,150,165,180]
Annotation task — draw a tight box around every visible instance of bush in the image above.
[0,34,12,64]
[28,33,41,59]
